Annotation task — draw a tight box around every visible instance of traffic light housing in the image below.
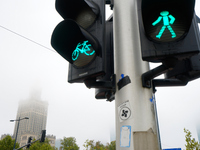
[94,16,115,101]
[51,0,105,83]
[165,54,200,82]
[27,136,32,148]
[137,0,200,63]
[40,130,46,142]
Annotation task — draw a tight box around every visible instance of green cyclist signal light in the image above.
[152,11,176,39]
[72,40,95,61]
[72,40,96,67]
[51,20,99,68]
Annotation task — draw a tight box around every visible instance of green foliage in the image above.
[184,128,200,150]
[106,141,116,150]
[0,135,19,150]
[61,137,79,150]
[95,141,106,150]
[0,135,115,150]
[83,139,116,150]
[27,139,57,150]
[83,139,95,150]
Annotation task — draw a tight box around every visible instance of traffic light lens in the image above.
[146,10,183,42]
[72,40,95,61]
[142,0,195,43]
[51,20,99,67]
[72,40,96,67]
[151,11,177,40]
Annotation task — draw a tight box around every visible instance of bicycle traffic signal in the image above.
[137,0,200,62]
[51,0,105,83]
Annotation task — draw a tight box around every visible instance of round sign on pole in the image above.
[120,107,131,120]
[118,100,132,122]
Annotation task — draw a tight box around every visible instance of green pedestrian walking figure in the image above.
[152,11,176,39]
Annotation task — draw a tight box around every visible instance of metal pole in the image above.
[113,0,161,149]
[13,117,20,150]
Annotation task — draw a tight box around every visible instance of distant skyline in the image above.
[12,90,48,146]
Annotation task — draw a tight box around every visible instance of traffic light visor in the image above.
[55,0,99,29]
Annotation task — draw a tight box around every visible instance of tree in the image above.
[61,137,79,150]
[106,141,116,150]
[0,135,19,150]
[27,138,57,150]
[94,141,106,150]
[83,139,105,150]
[184,128,200,150]
[83,139,116,150]
[83,139,95,150]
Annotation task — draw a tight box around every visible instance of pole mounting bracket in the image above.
[84,74,116,101]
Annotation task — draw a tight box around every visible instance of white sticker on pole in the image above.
[120,125,131,147]
[118,100,132,122]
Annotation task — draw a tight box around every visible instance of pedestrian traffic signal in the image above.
[151,11,176,40]
[137,0,200,62]
[51,0,106,83]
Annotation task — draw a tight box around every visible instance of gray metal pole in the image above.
[113,0,161,149]
[13,117,20,150]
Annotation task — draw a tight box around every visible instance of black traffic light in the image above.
[40,130,46,142]
[137,0,200,63]
[94,16,115,101]
[165,54,200,82]
[27,136,32,148]
[51,0,105,83]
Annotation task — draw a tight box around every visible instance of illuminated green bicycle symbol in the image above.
[152,11,176,39]
[72,40,95,61]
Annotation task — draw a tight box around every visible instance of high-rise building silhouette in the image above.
[13,90,48,146]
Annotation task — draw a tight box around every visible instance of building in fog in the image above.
[13,90,48,146]
[55,139,62,150]
[46,135,56,147]
[1,134,12,140]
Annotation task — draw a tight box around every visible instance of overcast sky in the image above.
[0,0,200,149]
